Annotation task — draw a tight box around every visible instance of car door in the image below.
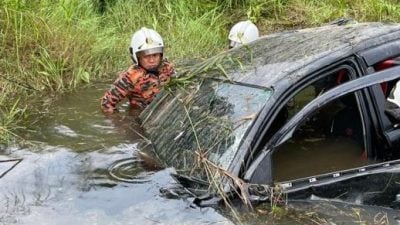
[357,41,400,159]
[235,58,369,184]
[243,66,400,187]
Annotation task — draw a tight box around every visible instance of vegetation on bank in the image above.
[1,0,400,144]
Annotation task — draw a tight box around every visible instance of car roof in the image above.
[211,22,400,90]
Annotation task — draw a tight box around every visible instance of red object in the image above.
[335,69,347,85]
[373,60,398,96]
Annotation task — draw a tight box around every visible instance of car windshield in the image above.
[140,79,272,175]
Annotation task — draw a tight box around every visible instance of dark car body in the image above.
[140,22,400,209]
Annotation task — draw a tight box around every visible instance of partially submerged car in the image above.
[139,22,400,209]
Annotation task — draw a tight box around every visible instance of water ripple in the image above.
[108,157,153,183]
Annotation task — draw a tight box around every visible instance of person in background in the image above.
[228,20,259,49]
[101,27,175,113]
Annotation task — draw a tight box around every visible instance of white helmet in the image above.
[130,27,164,64]
[228,20,259,48]
[388,80,400,107]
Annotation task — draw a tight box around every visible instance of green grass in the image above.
[1,0,400,144]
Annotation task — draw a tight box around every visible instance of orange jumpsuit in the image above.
[101,60,175,113]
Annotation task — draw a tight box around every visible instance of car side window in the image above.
[272,91,369,181]
[264,65,355,142]
[266,63,371,182]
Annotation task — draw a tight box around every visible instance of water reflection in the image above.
[0,83,232,225]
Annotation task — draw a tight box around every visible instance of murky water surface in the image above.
[1,83,400,225]
[0,83,231,225]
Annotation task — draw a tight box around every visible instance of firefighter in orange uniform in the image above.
[101,27,175,113]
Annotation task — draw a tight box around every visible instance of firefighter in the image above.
[101,27,175,113]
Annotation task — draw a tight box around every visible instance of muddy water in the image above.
[0,83,231,225]
[1,83,400,225]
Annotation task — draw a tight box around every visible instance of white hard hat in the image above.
[388,80,400,107]
[228,20,259,48]
[130,27,164,64]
